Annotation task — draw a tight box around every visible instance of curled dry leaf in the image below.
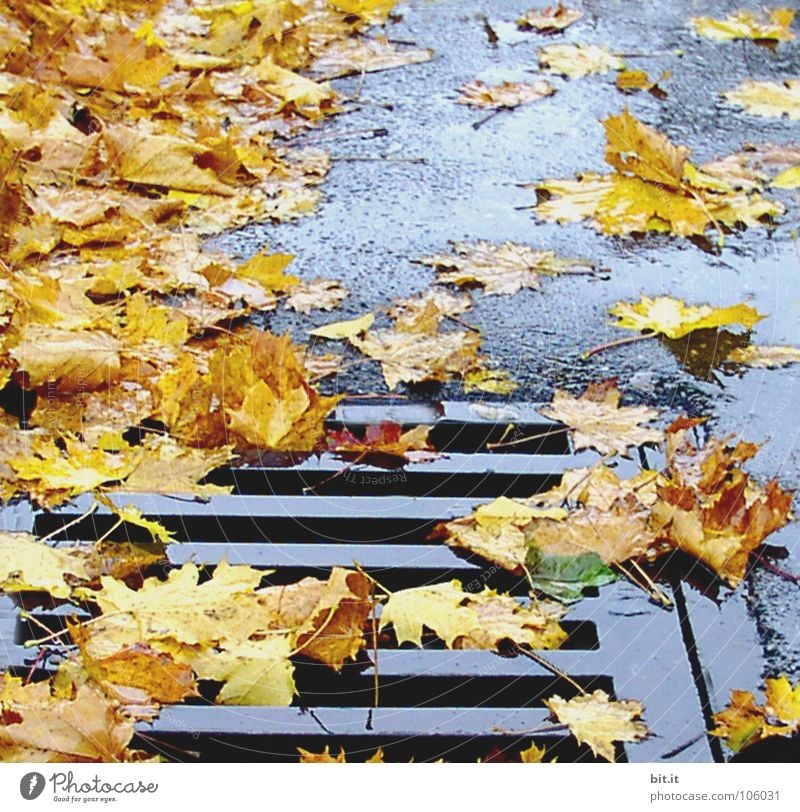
[457,79,554,110]
[518,4,583,33]
[651,420,793,586]
[545,690,650,762]
[690,9,795,42]
[538,44,624,79]
[540,380,664,456]
[420,240,594,295]
[712,676,800,752]
[608,296,765,340]
[724,80,800,120]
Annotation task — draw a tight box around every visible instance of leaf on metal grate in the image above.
[545,689,650,762]
[379,579,566,650]
[0,673,149,763]
[651,420,793,586]
[712,676,800,752]
[540,380,664,456]
[327,421,437,466]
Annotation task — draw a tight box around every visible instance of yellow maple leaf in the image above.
[312,36,433,80]
[541,380,663,456]
[608,296,765,339]
[421,240,593,295]
[724,79,800,119]
[309,312,375,339]
[538,43,624,78]
[0,674,143,763]
[0,532,93,598]
[545,690,650,762]
[691,9,795,42]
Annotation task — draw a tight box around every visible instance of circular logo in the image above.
[20,773,45,801]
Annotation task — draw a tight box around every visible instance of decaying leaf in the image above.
[712,676,800,752]
[538,44,624,78]
[420,241,593,295]
[457,79,554,110]
[327,422,436,465]
[608,296,764,340]
[0,674,146,763]
[652,419,793,586]
[690,9,795,42]
[541,380,663,456]
[545,690,650,762]
[312,36,433,80]
[518,4,583,33]
[724,80,800,120]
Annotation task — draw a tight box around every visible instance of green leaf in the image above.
[525,547,617,601]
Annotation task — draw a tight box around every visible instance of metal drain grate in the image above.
[0,401,714,762]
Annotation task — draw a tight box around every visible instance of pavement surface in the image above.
[214,0,800,725]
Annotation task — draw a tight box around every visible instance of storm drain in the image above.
[0,401,714,762]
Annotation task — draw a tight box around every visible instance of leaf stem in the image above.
[513,646,587,695]
[581,331,658,360]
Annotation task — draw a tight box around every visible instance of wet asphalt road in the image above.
[214,0,800,708]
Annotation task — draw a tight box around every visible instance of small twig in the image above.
[627,560,673,608]
[331,155,427,164]
[446,314,482,333]
[39,503,98,543]
[581,331,658,360]
[487,426,569,450]
[23,647,48,685]
[513,646,587,695]
[302,127,389,143]
[472,108,508,131]
[753,553,800,586]
[302,449,367,493]
[371,580,380,708]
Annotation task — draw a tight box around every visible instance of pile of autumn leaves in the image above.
[0,0,435,507]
